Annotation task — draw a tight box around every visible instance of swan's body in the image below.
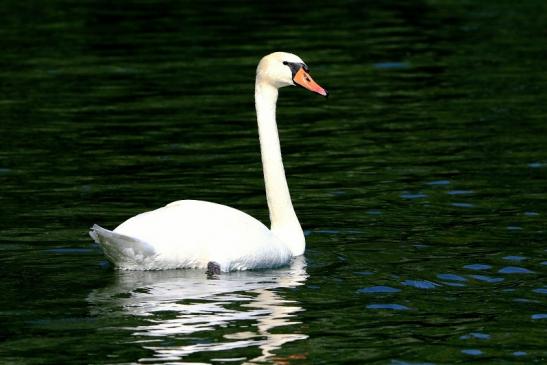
[90,52,327,272]
[91,201,291,271]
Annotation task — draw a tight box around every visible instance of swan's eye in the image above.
[283,61,288,65]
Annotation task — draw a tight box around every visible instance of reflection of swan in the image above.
[89,52,327,272]
[88,257,308,363]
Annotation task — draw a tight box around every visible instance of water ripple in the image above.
[502,255,526,261]
[400,193,428,199]
[464,264,492,271]
[469,275,504,283]
[401,280,440,289]
[425,180,450,186]
[462,349,483,356]
[358,286,401,294]
[498,266,534,274]
[448,190,474,195]
[460,332,490,340]
[451,202,475,208]
[437,274,467,282]
[373,62,410,70]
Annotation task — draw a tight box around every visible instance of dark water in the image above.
[1,0,546,363]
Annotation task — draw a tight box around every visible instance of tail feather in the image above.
[90,224,156,269]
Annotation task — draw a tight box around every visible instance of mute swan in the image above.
[90,52,327,272]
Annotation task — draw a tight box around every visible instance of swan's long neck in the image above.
[255,81,305,256]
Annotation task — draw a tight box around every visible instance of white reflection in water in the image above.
[88,257,308,363]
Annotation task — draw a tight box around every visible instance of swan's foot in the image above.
[206,261,221,276]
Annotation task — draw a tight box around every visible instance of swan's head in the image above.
[256,52,328,97]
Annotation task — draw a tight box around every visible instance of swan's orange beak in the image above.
[293,68,328,97]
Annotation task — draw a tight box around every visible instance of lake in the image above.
[1,0,546,363]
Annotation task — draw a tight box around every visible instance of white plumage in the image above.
[90,52,327,272]
[91,201,290,271]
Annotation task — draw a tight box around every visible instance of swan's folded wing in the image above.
[90,224,156,269]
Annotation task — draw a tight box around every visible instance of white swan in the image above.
[89,52,327,272]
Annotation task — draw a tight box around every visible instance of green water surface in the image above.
[1,0,546,364]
